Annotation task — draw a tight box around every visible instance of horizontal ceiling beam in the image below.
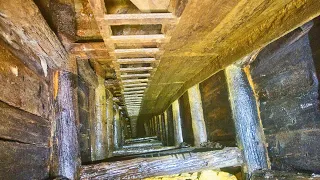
[111,34,165,44]
[104,13,177,25]
[123,90,145,95]
[120,67,153,72]
[124,87,147,91]
[123,83,148,87]
[122,79,149,83]
[118,58,157,64]
[114,48,160,58]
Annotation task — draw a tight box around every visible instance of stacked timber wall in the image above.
[0,40,52,179]
[249,27,320,172]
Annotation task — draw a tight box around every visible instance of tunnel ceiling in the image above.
[36,0,320,127]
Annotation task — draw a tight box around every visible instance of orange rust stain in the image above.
[53,71,59,100]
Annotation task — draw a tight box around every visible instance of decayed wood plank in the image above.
[77,59,99,88]
[0,42,50,118]
[113,146,176,156]
[122,79,149,84]
[52,71,80,179]
[80,147,243,179]
[0,101,50,145]
[118,58,157,64]
[104,13,177,25]
[130,0,171,12]
[0,0,68,73]
[0,141,50,180]
[251,170,320,180]
[111,34,166,44]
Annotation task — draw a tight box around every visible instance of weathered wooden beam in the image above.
[130,0,171,12]
[122,141,163,149]
[122,79,150,84]
[225,65,269,173]
[113,105,121,149]
[113,146,176,157]
[123,83,148,87]
[172,100,183,146]
[114,48,160,58]
[111,34,166,44]
[118,58,157,64]
[77,60,99,88]
[52,71,80,179]
[125,136,158,143]
[124,86,147,91]
[251,170,319,180]
[123,90,145,95]
[106,90,114,158]
[120,67,153,72]
[80,147,243,179]
[121,73,151,79]
[0,0,68,76]
[104,13,177,25]
[187,84,207,147]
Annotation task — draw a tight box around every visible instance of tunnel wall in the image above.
[179,92,195,146]
[249,27,320,172]
[199,70,236,146]
[0,40,51,179]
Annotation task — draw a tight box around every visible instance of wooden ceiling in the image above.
[32,0,320,128]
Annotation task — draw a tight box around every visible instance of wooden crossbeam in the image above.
[120,67,153,72]
[123,90,145,95]
[114,48,160,58]
[122,79,149,83]
[80,147,243,179]
[125,97,143,101]
[124,87,147,91]
[111,34,165,44]
[121,73,151,78]
[104,13,177,25]
[123,83,148,87]
[118,58,156,64]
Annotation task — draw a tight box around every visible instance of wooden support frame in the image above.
[118,58,157,64]
[111,34,166,44]
[80,147,243,179]
[104,13,178,25]
[172,100,183,146]
[225,64,269,174]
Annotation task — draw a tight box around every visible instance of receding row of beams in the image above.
[104,13,178,25]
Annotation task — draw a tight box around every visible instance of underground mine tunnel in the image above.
[1,0,320,179]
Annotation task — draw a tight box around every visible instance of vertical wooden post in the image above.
[158,115,163,142]
[188,84,207,147]
[91,76,108,161]
[113,105,121,149]
[52,69,80,179]
[225,65,268,174]
[106,89,114,157]
[164,111,169,145]
[172,100,183,146]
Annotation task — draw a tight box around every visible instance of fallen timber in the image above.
[80,147,243,179]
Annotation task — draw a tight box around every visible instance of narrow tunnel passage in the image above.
[0,0,320,180]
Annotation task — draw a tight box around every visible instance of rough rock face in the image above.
[250,31,320,172]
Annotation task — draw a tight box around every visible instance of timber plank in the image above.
[0,42,50,118]
[0,101,50,145]
[0,141,50,180]
[80,147,243,179]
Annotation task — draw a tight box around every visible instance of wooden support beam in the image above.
[123,90,145,95]
[106,90,114,158]
[113,105,121,149]
[120,67,153,73]
[124,86,147,91]
[111,34,166,44]
[114,48,160,58]
[104,13,177,25]
[187,84,207,147]
[0,0,68,75]
[172,100,183,146]
[123,83,148,87]
[80,147,243,179]
[113,146,176,157]
[122,78,150,83]
[121,73,151,79]
[77,60,99,88]
[225,65,269,173]
[52,71,80,179]
[118,58,157,64]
